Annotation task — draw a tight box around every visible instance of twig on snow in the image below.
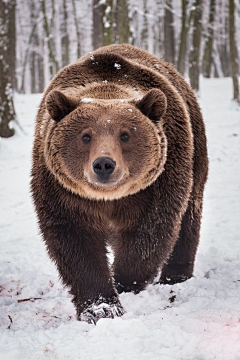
[17,297,42,303]
[7,315,13,329]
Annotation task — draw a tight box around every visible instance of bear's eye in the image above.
[82,134,91,144]
[120,132,129,143]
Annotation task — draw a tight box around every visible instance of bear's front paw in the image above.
[79,302,125,324]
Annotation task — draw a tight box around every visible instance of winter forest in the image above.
[1,1,240,359]
[0,0,240,137]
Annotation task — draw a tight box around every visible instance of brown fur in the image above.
[31,44,208,323]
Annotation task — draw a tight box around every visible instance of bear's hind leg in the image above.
[160,194,204,285]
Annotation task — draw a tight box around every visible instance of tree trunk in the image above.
[202,0,216,78]
[212,42,224,78]
[93,0,129,49]
[219,41,230,77]
[41,0,59,78]
[131,9,139,47]
[61,0,69,66]
[0,0,16,138]
[30,46,36,93]
[114,0,130,44]
[102,0,114,46]
[72,0,81,57]
[164,0,175,64]
[229,0,239,101]
[93,0,103,49]
[30,0,38,93]
[177,0,192,75]
[38,39,45,93]
[189,0,203,92]
[153,1,164,57]
[8,0,16,90]
[141,0,148,50]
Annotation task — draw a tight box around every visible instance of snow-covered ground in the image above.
[0,77,240,360]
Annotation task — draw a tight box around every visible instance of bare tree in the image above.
[93,0,103,49]
[93,0,114,47]
[41,0,59,77]
[217,2,231,77]
[30,1,38,93]
[229,0,239,101]
[164,0,175,64]
[93,0,130,49]
[61,0,69,65]
[177,0,193,75]
[8,0,16,90]
[202,0,216,78]
[141,0,148,50]
[189,0,203,92]
[29,0,44,93]
[72,0,81,57]
[102,0,114,46]
[114,0,130,44]
[0,0,16,138]
[153,1,165,57]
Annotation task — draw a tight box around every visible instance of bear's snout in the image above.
[92,157,116,182]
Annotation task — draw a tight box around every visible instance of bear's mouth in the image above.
[87,177,124,190]
[85,165,127,192]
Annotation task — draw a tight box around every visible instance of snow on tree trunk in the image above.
[189,0,203,92]
[102,0,114,46]
[93,0,130,49]
[229,0,240,102]
[0,0,16,138]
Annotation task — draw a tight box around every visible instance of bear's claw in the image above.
[79,302,125,324]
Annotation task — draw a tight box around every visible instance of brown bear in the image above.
[31,44,208,324]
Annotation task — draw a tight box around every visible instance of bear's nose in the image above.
[92,157,116,181]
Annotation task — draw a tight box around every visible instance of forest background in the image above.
[0,0,240,138]
[1,2,240,358]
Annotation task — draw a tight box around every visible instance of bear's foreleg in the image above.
[113,222,174,294]
[41,222,124,323]
[113,238,160,294]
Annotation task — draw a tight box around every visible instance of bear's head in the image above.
[44,88,167,200]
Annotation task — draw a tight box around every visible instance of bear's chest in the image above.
[83,190,156,233]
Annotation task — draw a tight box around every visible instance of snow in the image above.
[1,78,240,359]
[114,62,121,70]
[81,98,93,103]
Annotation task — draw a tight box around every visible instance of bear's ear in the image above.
[134,89,167,122]
[46,90,79,122]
